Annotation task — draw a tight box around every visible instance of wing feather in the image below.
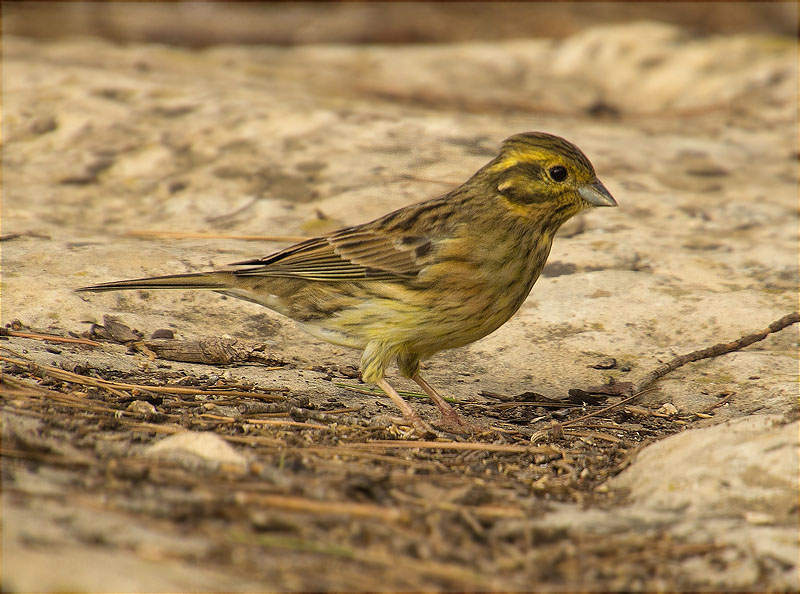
[231,226,434,282]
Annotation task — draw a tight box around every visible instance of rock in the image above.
[591,356,617,369]
[100,316,141,343]
[609,410,799,587]
[143,431,247,471]
[656,402,679,416]
[610,415,797,518]
[150,328,174,339]
[126,399,157,417]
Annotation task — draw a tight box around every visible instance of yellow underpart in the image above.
[337,298,423,343]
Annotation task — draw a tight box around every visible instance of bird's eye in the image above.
[548,165,568,182]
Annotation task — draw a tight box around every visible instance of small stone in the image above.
[337,364,361,379]
[143,431,247,470]
[744,511,775,525]
[167,180,187,194]
[150,328,174,339]
[592,357,617,370]
[28,115,58,135]
[656,402,679,416]
[102,315,141,343]
[126,400,157,417]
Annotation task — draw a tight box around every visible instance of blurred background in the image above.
[5,1,797,46]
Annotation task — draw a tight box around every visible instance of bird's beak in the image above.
[578,180,617,207]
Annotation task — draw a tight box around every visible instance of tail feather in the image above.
[77,272,234,293]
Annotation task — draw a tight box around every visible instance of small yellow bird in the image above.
[79,132,616,435]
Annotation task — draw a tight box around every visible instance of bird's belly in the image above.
[244,268,537,359]
[411,286,530,355]
[297,321,370,351]
[330,276,533,357]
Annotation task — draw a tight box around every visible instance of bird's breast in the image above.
[405,229,553,351]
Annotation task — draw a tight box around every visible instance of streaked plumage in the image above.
[78,132,616,435]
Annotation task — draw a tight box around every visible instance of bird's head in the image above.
[477,132,616,225]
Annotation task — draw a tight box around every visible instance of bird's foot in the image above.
[377,413,437,439]
[407,414,437,439]
[432,410,479,435]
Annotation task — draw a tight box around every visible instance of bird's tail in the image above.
[77,271,236,293]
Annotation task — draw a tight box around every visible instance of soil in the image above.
[2,343,681,592]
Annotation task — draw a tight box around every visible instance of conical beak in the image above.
[578,180,617,207]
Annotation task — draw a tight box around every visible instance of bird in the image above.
[78,132,617,435]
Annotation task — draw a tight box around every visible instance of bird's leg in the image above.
[412,373,474,433]
[376,378,434,437]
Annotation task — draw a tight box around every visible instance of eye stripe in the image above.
[489,155,551,174]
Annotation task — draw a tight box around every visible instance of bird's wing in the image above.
[232,227,434,281]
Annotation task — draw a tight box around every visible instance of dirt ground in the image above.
[2,7,799,592]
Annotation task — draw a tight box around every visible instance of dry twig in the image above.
[234,492,407,522]
[355,440,562,455]
[543,312,799,438]
[0,328,99,346]
[0,354,287,399]
[633,311,799,394]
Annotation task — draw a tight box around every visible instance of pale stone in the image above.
[143,431,247,469]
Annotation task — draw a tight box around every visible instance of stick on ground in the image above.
[634,311,799,394]
[553,312,798,433]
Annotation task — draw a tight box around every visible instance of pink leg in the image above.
[377,378,434,437]
[412,373,474,433]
